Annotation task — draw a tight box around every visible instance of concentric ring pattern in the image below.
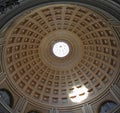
[4,4,120,106]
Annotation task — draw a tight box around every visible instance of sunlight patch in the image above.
[69,86,88,103]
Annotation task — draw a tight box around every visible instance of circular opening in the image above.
[52,41,70,58]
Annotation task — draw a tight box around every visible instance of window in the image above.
[0,89,13,107]
[0,108,5,113]
[99,101,117,113]
[28,111,39,113]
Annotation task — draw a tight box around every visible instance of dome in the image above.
[3,3,120,107]
[0,1,120,113]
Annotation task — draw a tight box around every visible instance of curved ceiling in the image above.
[3,3,120,107]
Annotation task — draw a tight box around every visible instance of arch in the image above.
[0,89,14,107]
[98,100,118,113]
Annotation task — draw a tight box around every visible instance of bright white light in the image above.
[52,42,69,58]
[69,86,88,103]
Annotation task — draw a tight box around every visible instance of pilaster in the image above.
[82,104,94,113]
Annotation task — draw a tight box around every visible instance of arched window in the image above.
[99,101,117,113]
[0,89,13,107]
[28,110,39,113]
